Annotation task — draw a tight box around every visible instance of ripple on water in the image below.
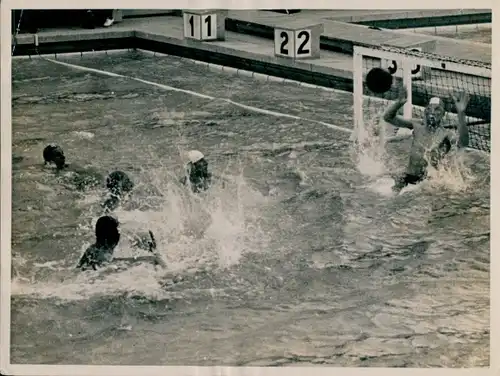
[9,51,490,367]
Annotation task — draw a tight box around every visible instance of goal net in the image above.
[352,45,491,153]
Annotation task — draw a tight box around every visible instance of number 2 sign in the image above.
[274,23,323,60]
[275,29,311,58]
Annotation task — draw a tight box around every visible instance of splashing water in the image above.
[10,51,489,367]
[425,149,479,193]
[356,108,391,178]
[355,104,481,197]
[11,158,269,301]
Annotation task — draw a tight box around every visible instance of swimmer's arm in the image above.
[128,230,157,253]
[76,246,98,270]
[383,100,414,130]
[449,91,470,149]
[443,111,468,149]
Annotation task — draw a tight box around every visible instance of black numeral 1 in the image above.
[205,15,211,37]
[189,15,194,37]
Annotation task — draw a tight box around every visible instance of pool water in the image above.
[10,51,490,367]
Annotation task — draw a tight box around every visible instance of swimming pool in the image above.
[10,50,490,367]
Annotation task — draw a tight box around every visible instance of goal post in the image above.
[352,45,492,153]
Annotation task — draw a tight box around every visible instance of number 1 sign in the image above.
[201,14,217,40]
[182,10,227,41]
[274,22,323,60]
[183,12,201,40]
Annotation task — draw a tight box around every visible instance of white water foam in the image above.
[11,53,486,303]
[356,107,391,178]
[356,98,484,198]
[364,151,478,198]
[425,149,479,193]
[72,131,95,140]
[11,160,269,302]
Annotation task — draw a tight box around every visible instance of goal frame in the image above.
[352,45,492,142]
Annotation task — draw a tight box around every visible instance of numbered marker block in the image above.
[182,9,227,41]
[380,39,437,80]
[274,22,323,60]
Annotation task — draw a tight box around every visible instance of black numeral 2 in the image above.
[280,30,311,55]
[280,31,289,55]
[297,31,310,55]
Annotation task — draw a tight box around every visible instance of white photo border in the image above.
[1,0,498,375]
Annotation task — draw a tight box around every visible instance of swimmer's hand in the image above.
[452,91,469,113]
[148,230,157,253]
[145,231,164,267]
[76,253,98,271]
[129,231,156,252]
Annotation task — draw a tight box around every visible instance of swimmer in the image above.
[43,144,68,170]
[76,215,121,270]
[77,215,158,270]
[180,150,212,193]
[102,170,134,211]
[383,84,470,193]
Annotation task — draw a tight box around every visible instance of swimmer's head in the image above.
[187,150,205,164]
[186,150,208,173]
[106,170,134,197]
[101,195,121,212]
[95,215,120,249]
[423,97,445,129]
[43,144,67,170]
[185,150,210,192]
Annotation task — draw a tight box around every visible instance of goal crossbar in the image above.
[354,46,491,79]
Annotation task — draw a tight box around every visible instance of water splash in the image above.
[355,107,390,178]
[11,158,269,301]
[425,150,477,193]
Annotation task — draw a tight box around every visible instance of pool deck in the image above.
[13,10,491,99]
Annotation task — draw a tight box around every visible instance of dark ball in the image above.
[365,67,393,94]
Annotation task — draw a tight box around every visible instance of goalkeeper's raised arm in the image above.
[383,84,415,130]
[450,91,470,149]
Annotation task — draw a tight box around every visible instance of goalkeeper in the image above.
[382,83,470,193]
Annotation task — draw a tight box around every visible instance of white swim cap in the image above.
[429,97,441,105]
[187,150,204,163]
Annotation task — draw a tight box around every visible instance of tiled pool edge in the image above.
[13,30,356,95]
